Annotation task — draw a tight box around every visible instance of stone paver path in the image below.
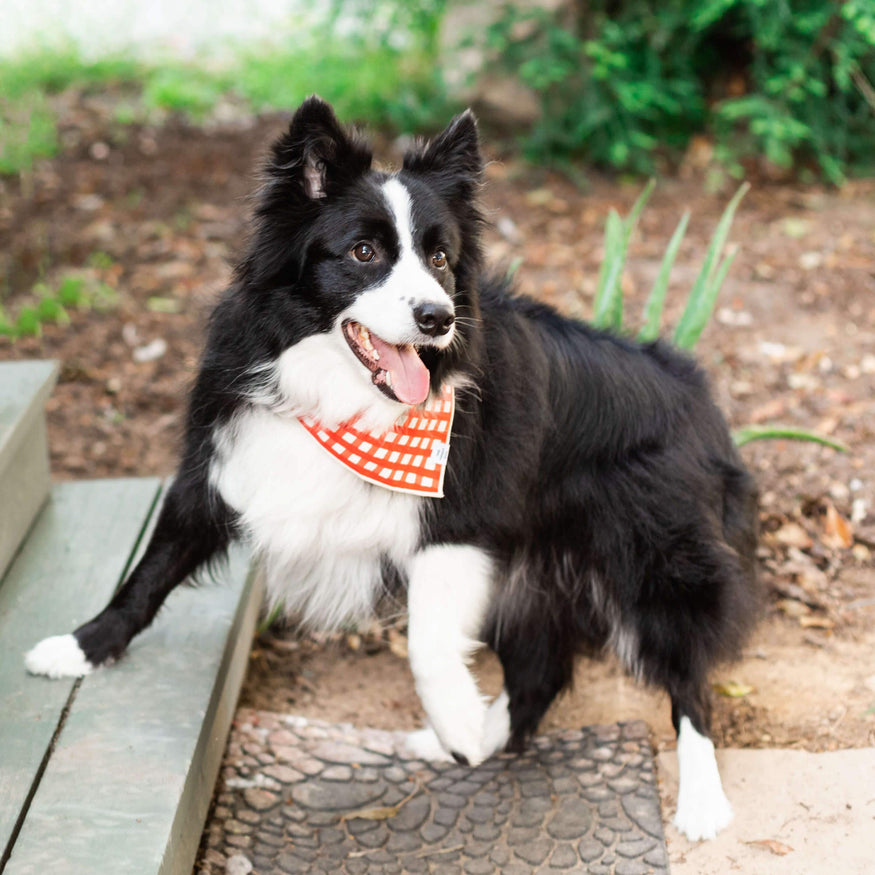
[197,710,668,874]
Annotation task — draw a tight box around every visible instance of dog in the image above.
[26,96,760,842]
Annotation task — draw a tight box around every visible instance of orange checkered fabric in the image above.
[298,386,455,497]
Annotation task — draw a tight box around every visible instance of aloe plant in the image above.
[586,183,844,452]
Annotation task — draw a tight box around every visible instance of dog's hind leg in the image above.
[491,623,575,753]
[406,544,494,766]
[25,476,233,678]
[670,680,733,841]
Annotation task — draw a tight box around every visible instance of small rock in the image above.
[243,788,280,811]
[262,764,305,784]
[133,338,167,363]
[717,308,753,327]
[90,141,110,160]
[798,251,823,270]
[122,323,139,346]
[497,215,522,243]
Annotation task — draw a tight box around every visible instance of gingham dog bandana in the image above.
[298,386,455,497]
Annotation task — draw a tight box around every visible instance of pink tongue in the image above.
[370,336,431,405]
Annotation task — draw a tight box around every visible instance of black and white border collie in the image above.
[26,97,759,841]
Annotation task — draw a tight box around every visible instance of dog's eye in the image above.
[352,242,376,263]
[432,250,448,270]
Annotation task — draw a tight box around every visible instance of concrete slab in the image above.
[659,747,875,874]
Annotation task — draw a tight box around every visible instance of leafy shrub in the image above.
[484,0,875,181]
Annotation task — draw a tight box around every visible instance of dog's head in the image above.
[240,97,483,427]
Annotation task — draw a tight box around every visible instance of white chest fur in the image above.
[210,407,423,628]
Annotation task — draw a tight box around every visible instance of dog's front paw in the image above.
[25,634,94,679]
[673,784,733,842]
[419,679,487,766]
[404,727,456,762]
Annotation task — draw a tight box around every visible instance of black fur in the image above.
[67,96,760,753]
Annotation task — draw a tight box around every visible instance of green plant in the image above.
[587,183,843,450]
[483,1,875,180]
[143,68,233,119]
[0,92,57,174]
[0,274,112,339]
[0,47,144,174]
[485,3,705,173]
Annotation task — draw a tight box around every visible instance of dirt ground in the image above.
[2,93,874,754]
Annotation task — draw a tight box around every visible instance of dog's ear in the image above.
[269,96,372,199]
[402,110,482,194]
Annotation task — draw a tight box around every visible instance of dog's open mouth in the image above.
[342,320,431,406]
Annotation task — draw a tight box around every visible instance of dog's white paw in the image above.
[407,690,510,765]
[673,716,733,841]
[419,674,487,766]
[673,785,733,842]
[25,634,93,679]
[404,727,456,762]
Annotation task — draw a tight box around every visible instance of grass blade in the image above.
[732,425,848,452]
[257,600,286,635]
[673,182,749,349]
[638,209,690,343]
[592,209,625,329]
[623,178,655,236]
[505,255,524,282]
[592,180,655,331]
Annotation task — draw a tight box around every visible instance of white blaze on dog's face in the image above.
[339,177,457,408]
[269,176,459,430]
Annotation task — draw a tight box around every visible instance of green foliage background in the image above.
[1,0,872,181]
[485,0,875,182]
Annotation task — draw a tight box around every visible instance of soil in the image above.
[3,92,874,754]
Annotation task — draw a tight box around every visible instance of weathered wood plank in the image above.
[0,478,162,865]
[0,361,59,581]
[3,546,260,875]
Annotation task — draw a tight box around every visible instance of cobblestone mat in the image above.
[196,709,668,875]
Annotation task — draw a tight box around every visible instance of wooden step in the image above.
[0,479,261,875]
[0,361,59,581]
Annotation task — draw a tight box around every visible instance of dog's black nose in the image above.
[414,302,455,337]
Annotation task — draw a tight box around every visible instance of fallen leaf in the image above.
[781,217,811,238]
[340,787,419,823]
[525,187,554,206]
[387,628,408,659]
[146,296,181,313]
[852,543,871,561]
[749,398,788,423]
[746,839,794,856]
[340,804,402,822]
[778,599,810,619]
[799,615,835,630]
[823,504,854,549]
[713,681,755,698]
[772,522,813,549]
